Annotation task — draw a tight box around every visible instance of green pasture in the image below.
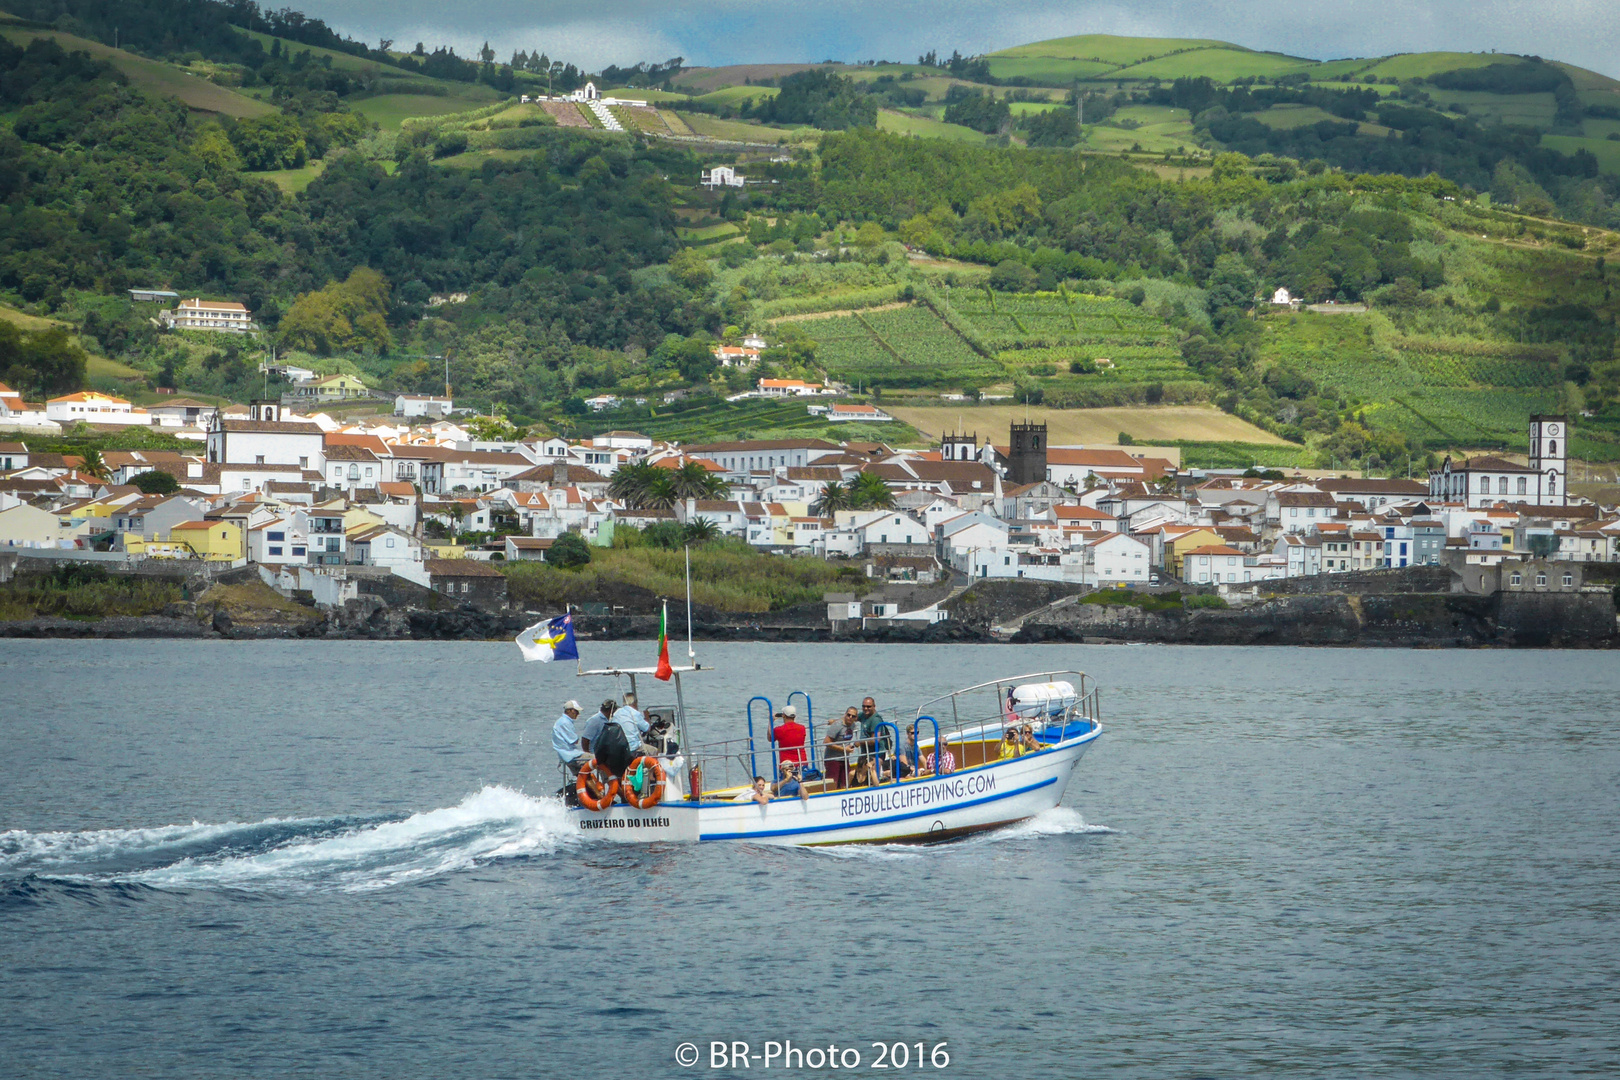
[1421,89,1557,127]
[255,159,325,193]
[983,57,1114,84]
[0,27,272,118]
[1008,101,1066,116]
[988,34,1233,66]
[692,85,780,106]
[1301,58,1382,80]
[353,92,502,131]
[877,110,988,143]
[600,87,689,102]
[1111,47,1316,82]
[1254,104,1350,130]
[1542,134,1620,175]
[677,112,797,143]
[1356,51,1498,81]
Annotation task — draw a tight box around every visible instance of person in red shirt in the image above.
[772,705,808,770]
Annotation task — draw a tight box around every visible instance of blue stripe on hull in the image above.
[698,775,1058,841]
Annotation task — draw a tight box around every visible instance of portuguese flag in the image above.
[654,601,673,681]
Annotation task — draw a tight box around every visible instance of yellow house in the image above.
[1163,527,1227,576]
[162,519,243,562]
[292,373,370,402]
[0,502,92,547]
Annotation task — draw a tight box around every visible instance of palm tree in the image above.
[78,448,108,481]
[683,517,720,544]
[812,478,853,516]
[608,462,668,509]
[668,461,727,501]
[850,471,894,510]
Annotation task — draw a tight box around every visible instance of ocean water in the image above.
[1,640,1617,1078]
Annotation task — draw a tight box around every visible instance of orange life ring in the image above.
[577,766,620,812]
[620,756,667,809]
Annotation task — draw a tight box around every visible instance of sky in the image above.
[293,0,1620,79]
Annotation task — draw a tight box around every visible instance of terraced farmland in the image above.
[795,304,1001,387]
[951,289,1195,381]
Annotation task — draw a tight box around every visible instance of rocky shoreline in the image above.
[3,584,1615,648]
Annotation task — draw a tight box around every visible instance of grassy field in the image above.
[255,159,326,193]
[677,112,798,143]
[0,27,272,117]
[0,302,58,331]
[1542,134,1620,174]
[983,57,1115,83]
[1355,52,1500,81]
[988,34,1233,66]
[691,85,780,106]
[1008,101,1066,116]
[350,92,503,131]
[1110,48,1315,82]
[1422,90,1557,127]
[677,222,742,245]
[672,64,826,93]
[599,87,689,103]
[877,110,988,143]
[890,403,1291,445]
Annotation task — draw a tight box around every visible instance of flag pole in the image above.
[685,544,695,659]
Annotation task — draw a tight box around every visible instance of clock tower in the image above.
[1527,414,1567,506]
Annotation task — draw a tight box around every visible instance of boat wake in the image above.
[803,807,1112,861]
[0,786,577,894]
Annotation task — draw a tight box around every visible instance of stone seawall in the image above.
[1012,591,1617,648]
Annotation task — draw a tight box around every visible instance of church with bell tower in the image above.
[1428,414,1568,508]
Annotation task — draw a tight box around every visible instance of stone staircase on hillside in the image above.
[588,100,622,131]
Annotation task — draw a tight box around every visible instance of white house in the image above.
[854,509,931,552]
[162,298,256,333]
[246,517,310,566]
[702,165,746,188]
[583,394,620,412]
[348,523,427,584]
[1083,531,1152,584]
[827,403,893,423]
[1184,544,1252,584]
[207,401,325,470]
[395,394,454,418]
[46,392,150,427]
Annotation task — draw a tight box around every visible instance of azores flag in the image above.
[515,613,579,663]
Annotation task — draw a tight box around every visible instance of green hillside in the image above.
[0,25,271,116]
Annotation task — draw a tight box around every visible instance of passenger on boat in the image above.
[917,741,956,777]
[1019,724,1041,754]
[551,700,589,776]
[591,702,651,777]
[859,697,893,773]
[732,776,772,805]
[578,699,617,754]
[773,761,809,802]
[772,705,808,768]
[997,726,1025,761]
[824,708,859,789]
[847,756,879,789]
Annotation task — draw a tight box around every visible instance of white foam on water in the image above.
[995,807,1114,839]
[800,807,1110,861]
[4,786,579,893]
[0,818,307,872]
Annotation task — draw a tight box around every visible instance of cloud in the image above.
[294,0,1620,79]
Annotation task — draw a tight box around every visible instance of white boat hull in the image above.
[565,727,1099,846]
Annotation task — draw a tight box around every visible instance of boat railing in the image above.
[681,692,1099,800]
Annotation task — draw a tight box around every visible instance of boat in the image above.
[557,662,1103,846]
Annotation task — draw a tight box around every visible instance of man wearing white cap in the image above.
[552,700,589,780]
[772,703,808,771]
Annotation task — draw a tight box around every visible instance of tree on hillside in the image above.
[77,448,107,480]
[0,323,87,399]
[683,517,720,543]
[609,461,726,510]
[279,267,393,356]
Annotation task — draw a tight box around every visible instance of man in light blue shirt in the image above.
[552,700,589,777]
